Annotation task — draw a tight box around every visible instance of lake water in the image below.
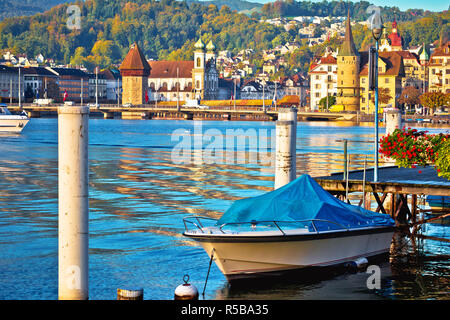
[0,118,448,300]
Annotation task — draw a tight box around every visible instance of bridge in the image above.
[7,103,358,121]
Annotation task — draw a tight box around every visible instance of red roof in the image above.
[320,55,337,64]
[148,61,194,79]
[119,43,151,75]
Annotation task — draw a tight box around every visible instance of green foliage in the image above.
[435,139,450,180]
[319,95,336,110]
[0,0,447,72]
[419,92,450,111]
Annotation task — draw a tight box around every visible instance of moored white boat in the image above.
[0,104,29,133]
[183,175,395,281]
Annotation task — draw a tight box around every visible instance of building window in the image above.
[197,57,201,68]
[385,78,390,83]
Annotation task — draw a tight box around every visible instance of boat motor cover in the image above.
[217,174,395,229]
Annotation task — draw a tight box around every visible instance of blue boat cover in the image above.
[217,174,395,230]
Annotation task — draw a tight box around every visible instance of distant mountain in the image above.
[185,0,263,13]
[0,0,72,21]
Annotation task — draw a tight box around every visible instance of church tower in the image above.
[192,38,206,100]
[388,19,403,51]
[119,42,151,105]
[336,10,360,112]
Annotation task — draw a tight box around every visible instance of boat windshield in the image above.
[0,107,12,115]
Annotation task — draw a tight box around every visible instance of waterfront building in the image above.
[119,42,151,105]
[240,80,284,101]
[0,65,23,102]
[359,51,405,114]
[46,67,89,102]
[428,41,450,94]
[308,47,338,110]
[147,38,218,102]
[101,69,122,102]
[309,12,412,113]
[22,66,58,100]
[88,71,107,102]
[282,74,309,107]
[101,69,121,102]
[147,60,194,102]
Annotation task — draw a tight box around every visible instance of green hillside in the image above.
[0,0,447,74]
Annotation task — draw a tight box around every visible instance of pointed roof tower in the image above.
[206,40,216,52]
[338,9,358,56]
[119,42,151,76]
[194,38,205,51]
[419,43,429,62]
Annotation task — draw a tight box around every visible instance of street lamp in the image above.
[368,8,383,183]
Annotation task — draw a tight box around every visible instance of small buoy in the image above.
[117,287,144,300]
[345,257,369,270]
[174,275,198,300]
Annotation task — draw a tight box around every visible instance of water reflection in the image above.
[0,118,448,300]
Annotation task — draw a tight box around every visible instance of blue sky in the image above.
[250,0,449,12]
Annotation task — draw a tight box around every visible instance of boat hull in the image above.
[0,118,29,133]
[186,227,394,281]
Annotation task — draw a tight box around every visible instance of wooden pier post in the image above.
[58,106,89,300]
[274,108,297,189]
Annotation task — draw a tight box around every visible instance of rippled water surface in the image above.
[0,118,448,300]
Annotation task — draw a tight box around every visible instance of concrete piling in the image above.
[58,106,89,300]
[274,108,297,190]
[385,108,403,136]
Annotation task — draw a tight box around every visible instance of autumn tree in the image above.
[398,86,421,108]
[419,91,449,112]
[370,87,393,105]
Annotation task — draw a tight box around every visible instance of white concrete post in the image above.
[385,109,402,136]
[274,108,297,189]
[58,106,89,300]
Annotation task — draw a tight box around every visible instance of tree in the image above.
[398,86,421,110]
[370,87,393,105]
[419,91,448,112]
[319,95,336,111]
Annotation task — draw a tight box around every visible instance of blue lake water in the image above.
[0,118,448,300]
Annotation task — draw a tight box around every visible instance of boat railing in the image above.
[183,216,351,235]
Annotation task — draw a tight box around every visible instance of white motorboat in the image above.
[0,104,29,133]
[183,174,395,281]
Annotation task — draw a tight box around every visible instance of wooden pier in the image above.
[316,166,450,224]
